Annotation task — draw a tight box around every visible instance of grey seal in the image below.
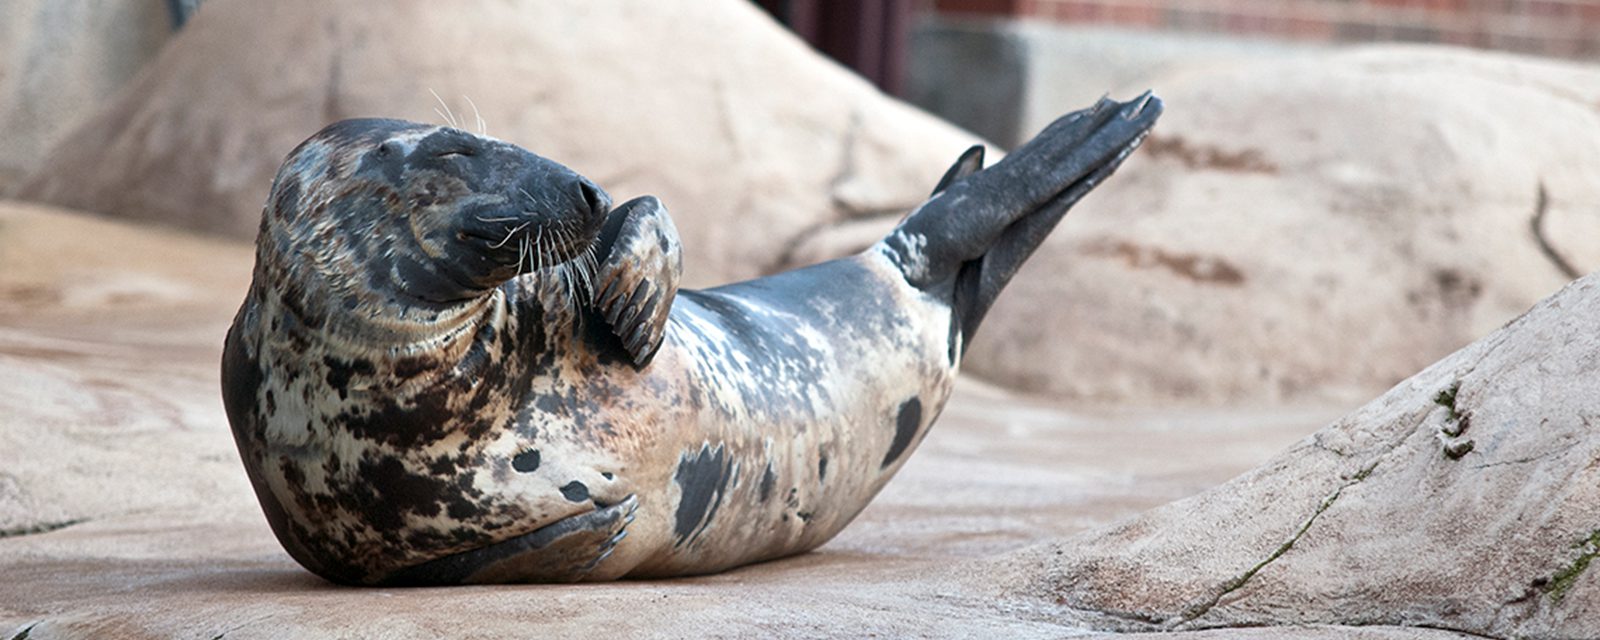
[221,93,1163,584]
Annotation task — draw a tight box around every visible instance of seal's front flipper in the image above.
[380,495,639,585]
[591,196,682,366]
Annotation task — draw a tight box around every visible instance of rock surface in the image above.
[0,0,172,190]
[11,0,975,287]
[986,270,1600,638]
[0,201,254,534]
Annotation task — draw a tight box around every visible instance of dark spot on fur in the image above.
[278,457,310,512]
[560,481,589,502]
[445,475,484,520]
[456,323,496,378]
[322,355,376,399]
[427,454,460,476]
[881,397,922,469]
[535,393,562,414]
[353,456,450,531]
[392,355,433,379]
[818,452,829,484]
[512,450,541,473]
[273,179,301,223]
[445,500,479,520]
[338,385,456,449]
[758,463,776,502]
[672,443,732,547]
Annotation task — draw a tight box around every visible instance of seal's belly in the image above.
[604,252,959,577]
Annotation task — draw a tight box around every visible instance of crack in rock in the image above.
[1168,367,1499,628]
[0,518,85,539]
[1176,460,1380,625]
[1529,181,1582,280]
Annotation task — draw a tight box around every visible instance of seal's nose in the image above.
[576,176,611,226]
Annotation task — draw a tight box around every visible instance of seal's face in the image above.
[266,118,611,306]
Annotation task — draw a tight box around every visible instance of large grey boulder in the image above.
[0,1,171,190]
[11,0,975,287]
[951,45,1600,404]
[984,270,1600,638]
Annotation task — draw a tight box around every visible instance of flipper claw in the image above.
[590,196,682,367]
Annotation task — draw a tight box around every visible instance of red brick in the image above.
[1286,15,1335,39]
[935,0,1026,15]
[946,0,1600,61]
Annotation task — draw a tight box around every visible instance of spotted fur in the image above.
[223,95,1162,585]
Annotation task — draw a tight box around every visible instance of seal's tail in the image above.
[883,92,1162,357]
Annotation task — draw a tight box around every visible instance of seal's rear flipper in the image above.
[591,196,683,366]
[930,145,985,197]
[885,92,1162,355]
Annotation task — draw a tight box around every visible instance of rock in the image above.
[0,1,172,191]
[947,45,1600,405]
[985,270,1600,638]
[0,200,255,535]
[11,0,976,287]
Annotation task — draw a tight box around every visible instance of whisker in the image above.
[583,244,599,296]
[489,221,531,249]
[463,94,487,135]
[475,215,519,223]
[428,88,460,128]
[535,227,546,274]
[517,235,529,278]
[524,232,534,278]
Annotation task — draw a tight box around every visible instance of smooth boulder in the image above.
[950,45,1600,404]
[11,0,975,286]
[986,270,1600,638]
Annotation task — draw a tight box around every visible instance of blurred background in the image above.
[0,0,1596,406]
[7,0,1600,187]
[761,0,1600,144]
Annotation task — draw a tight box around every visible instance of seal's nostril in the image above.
[578,179,611,220]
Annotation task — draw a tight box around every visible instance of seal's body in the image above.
[222,95,1162,585]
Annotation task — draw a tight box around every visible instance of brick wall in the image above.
[935,0,1600,59]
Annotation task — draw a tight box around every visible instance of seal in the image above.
[221,93,1163,585]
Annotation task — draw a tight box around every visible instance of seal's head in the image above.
[260,119,611,317]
